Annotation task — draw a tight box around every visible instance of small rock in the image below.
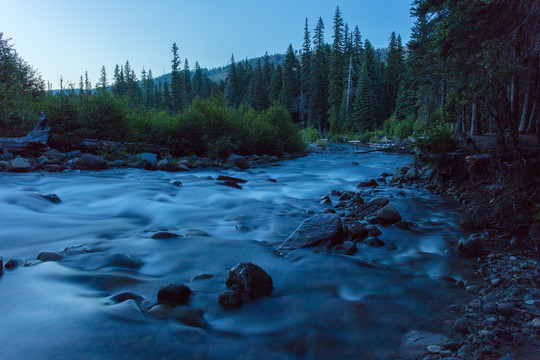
[42,194,61,204]
[6,157,34,172]
[427,345,442,354]
[216,175,248,183]
[135,153,158,166]
[191,273,214,281]
[42,149,65,161]
[37,252,63,262]
[367,197,389,206]
[156,160,179,172]
[64,150,82,160]
[225,154,249,169]
[368,226,383,237]
[356,179,378,187]
[225,262,273,299]
[170,180,183,187]
[0,256,2,272]
[405,168,421,181]
[364,237,385,246]
[400,330,454,359]
[73,153,108,170]
[218,181,243,189]
[4,258,23,269]
[394,220,414,230]
[341,241,357,255]
[218,290,243,307]
[146,304,171,318]
[338,192,353,201]
[453,317,469,333]
[151,231,180,239]
[497,303,514,316]
[110,292,144,304]
[157,284,192,306]
[458,236,484,257]
[528,318,540,328]
[350,193,364,204]
[377,205,402,224]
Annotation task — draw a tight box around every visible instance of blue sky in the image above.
[0,0,414,88]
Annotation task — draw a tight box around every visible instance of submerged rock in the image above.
[157,283,192,306]
[110,292,144,304]
[0,256,2,272]
[277,213,343,254]
[225,262,273,300]
[4,258,23,269]
[377,205,402,224]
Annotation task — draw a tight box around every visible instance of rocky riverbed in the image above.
[1,149,531,359]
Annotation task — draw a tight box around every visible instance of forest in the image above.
[1,0,539,156]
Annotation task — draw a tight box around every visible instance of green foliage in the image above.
[415,125,459,154]
[383,114,424,139]
[300,126,321,142]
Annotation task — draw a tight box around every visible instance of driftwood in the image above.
[0,112,50,154]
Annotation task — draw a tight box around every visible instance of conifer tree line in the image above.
[1,1,538,149]
[221,6,407,136]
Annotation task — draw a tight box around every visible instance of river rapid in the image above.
[0,152,471,359]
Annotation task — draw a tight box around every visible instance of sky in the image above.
[0,0,414,88]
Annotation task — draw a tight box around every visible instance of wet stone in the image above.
[497,303,514,316]
[152,231,180,239]
[110,292,144,304]
[42,194,61,204]
[225,262,273,300]
[453,317,469,333]
[4,258,23,269]
[216,175,247,184]
[356,179,378,188]
[218,181,243,189]
[218,290,243,307]
[377,205,402,224]
[37,252,64,262]
[0,256,2,272]
[157,283,192,306]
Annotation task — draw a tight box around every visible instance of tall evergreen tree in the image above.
[170,42,184,113]
[183,59,192,105]
[192,61,204,99]
[225,54,242,107]
[98,65,107,91]
[269,64,283,104]
[310,17,330,132]
[300,18,312,127]
[248,59,268,111]
[328,6,345,133]
[383,32,405,119]
[281,44,300,118]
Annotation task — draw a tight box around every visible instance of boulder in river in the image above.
[151,231,180,239]
[218,180,243,189]
[157,283,192,306]
[377,205,402,224]
[135,153,158,166]
[277,213,343,254]
[37,251,64,262]
[356,179,378,188]
[405,168,421,181]
[218,290,243,307]
[216,175,248,184]
[42,194,61,204]
[0,256,3,272]
[367,197,389,207]
[224,262,273,300]
[73,153,108,170]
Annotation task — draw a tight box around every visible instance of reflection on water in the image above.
[0,152,468,359]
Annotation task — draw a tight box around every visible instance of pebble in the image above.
[157,284,192,306]
[497,303,514,316]
[427,345,442,354]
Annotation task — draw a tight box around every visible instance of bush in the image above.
[415,125,459,154]
[300,126,321,143]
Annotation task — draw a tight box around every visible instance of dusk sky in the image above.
[1,0,414,88]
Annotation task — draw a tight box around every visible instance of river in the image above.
[0,151,471,359]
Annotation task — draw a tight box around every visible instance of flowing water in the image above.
[0,152,471,359]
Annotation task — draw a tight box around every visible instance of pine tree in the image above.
[352,40,382,131]
[170,42,184,113]
[145,69,155,108]
[383,32,405,119]
[328,6,345,133]
[281,44,300,118]
[98,65,107,91]
[192,61,204,99]
[183,59,192,105]
[225,54,242,107]
[310,17,330,132]
[300,18,312,127]
[248,59,268,111]
[269,64,283,104]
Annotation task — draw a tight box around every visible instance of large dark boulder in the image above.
[277,213,343,254]
[225,154,249,169]
[157,284,192,306]
[73,153,108,170]
[224,262,273,300]
[377,205,402,224]
[458,235,484,257]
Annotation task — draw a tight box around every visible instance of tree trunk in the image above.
[455,113,463,133]
[526,99,538,134]
[346,56,353,108]
[519,85,531,132]
[470,103,481,136]
[0,112,50,154]
[440,77,446,123]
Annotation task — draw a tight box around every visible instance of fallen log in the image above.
[0,112,50,154]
